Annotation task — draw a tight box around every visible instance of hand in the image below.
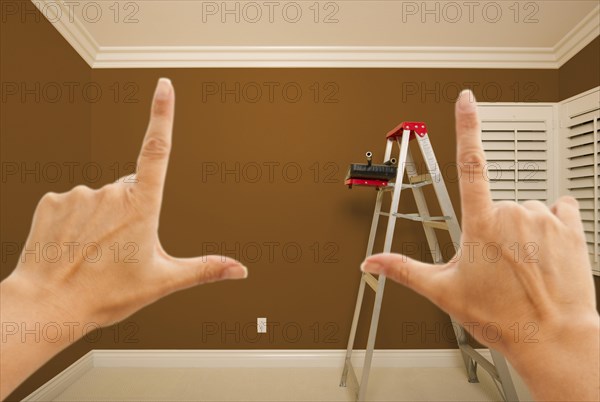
[361,90,599,401]
[5,78,247,326]
[1,79,247,399]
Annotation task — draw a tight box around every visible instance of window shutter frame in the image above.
[477,88,599,276]
[559,88,600,276]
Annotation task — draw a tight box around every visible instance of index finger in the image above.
[455,90,493,222]
[136,78,175,205]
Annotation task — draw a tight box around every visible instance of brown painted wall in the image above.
[86,68,557,357]
[1,1,91,399]
[559,37,600,100]
[2,3,599,400]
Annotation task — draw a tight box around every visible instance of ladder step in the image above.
[394,213,450,222]
[377,175,432,190]
[409,173,432,184]
[377,213,451,231]
[401,182,430,189]
[423,220,449,230]
[401,174,433,189]
[362,272,379,291]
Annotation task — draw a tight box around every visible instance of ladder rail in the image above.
[341,190,384,387]
[341,139,394,391]
[382,134,410,254]
[490,349,520,401]
[358,133,412,401]
[365,191,385,258]
[340,276,367,389]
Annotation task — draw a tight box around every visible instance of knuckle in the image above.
[38,191,60,207]
[558,195,579,209]
[197,265,222,284]
[72,184,91,194]
[141,136,171,160]
[495,200,520,212]
[521,200,537,207]
[68,185,95,200]
[194,256,230,284]
[459,150,486,170]
[521,200,546,211]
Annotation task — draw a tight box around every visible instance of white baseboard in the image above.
[24,351,95,401]
[24,348,492,401]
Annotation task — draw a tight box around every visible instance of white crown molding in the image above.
[35,2,599,69]
[93,45,560,69]
[554,5,600,67]
[23,348,491,401]
[32,0,99,67]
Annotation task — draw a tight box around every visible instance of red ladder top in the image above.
[386,121,428,140]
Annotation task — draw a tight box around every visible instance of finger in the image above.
[136,78,175,205]
[551,196,584,231]
[361,253,446,303]
[455,90,493,222]
[161,255,248,293]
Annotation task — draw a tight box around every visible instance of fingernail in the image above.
[223,264,248,280]
[155,78,172,100]
[361,260,381,273]
[458,89,476,112]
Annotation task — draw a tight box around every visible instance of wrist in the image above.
[1,272,86,347]
[508,311,599,365]
[506,312,600,401]
[1,272,89,400]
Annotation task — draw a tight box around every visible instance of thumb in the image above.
[361,253,446,303]
[161,255,248,293]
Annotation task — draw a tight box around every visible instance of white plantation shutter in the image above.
[478,105,556,203]
[560,88,600,275]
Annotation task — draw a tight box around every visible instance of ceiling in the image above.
[35,0,600,68]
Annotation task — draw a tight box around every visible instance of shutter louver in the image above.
[561,90,600,275]
[479,107,553,204]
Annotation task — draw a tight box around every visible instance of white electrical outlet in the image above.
[257,317,267,333]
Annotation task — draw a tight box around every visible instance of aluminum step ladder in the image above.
[340,121,519,402]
